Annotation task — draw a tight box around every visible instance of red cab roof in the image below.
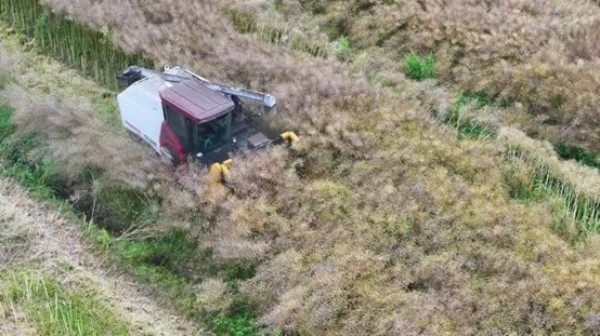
[159,79,234,122]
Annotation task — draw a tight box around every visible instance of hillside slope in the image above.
[1,0,600,335]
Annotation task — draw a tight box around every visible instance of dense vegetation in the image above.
[1,0,600,335]
[0,0,152,89]
[231,0,600,155]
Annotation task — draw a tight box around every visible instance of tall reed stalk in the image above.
[227,8,329,58]
[0,0,153,90]
[501,129,600,237]
[3,272,130,335]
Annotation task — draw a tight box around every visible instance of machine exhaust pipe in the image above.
[117,66,143,90]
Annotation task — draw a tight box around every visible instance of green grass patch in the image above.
[118,231,262,334]
[446,91,496,140]
[221,263,256,282]
[0,0,153,90]
[0,104,12,137]
[463,90,494,109]
[453,121,495,140]
[212,311,262,336]
[1,271,130,335]
[118,229,256,282]
[335,35,352,60]
[0,105,68,199]
[115,228,261,335]
[404,52,437,80]
[499,95,515,108]
[118,229,198,273]
[95,186,160,233]
[76,185,161,235]
[554,142,599,169]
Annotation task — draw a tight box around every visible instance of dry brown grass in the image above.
[5,0,600,334]
[233,0,600,153]
[0,34,160,189]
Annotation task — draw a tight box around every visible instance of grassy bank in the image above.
[0,101,263,335]
[0,2,265,331]
[0,271,130,335]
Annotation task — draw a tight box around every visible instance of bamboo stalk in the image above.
[0,0,153,89]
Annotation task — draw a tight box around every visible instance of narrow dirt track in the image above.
[0,177,203,335]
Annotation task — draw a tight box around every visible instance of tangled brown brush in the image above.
[236,0,600,153]
[0,38,159,188]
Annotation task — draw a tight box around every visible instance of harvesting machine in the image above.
[116,65,298,180]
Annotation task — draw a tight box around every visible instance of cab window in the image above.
[164,105,193,151]
[196,113,231,152]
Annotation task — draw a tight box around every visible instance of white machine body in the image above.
[117,75,172,153]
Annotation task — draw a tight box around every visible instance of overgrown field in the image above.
[1,0,600,335]
[229,0,600,158]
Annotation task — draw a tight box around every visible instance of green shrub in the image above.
[404,52,437,80]
[122,232,257,281]
[554,143,599,169]
[212,312,261,336]
[221,263,256,282]
[119,229,197,270]
[335,35,352,60]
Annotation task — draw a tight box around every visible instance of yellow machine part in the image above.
[208,133,298,186]
[280,131,299,144]
[209,159,232,184]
